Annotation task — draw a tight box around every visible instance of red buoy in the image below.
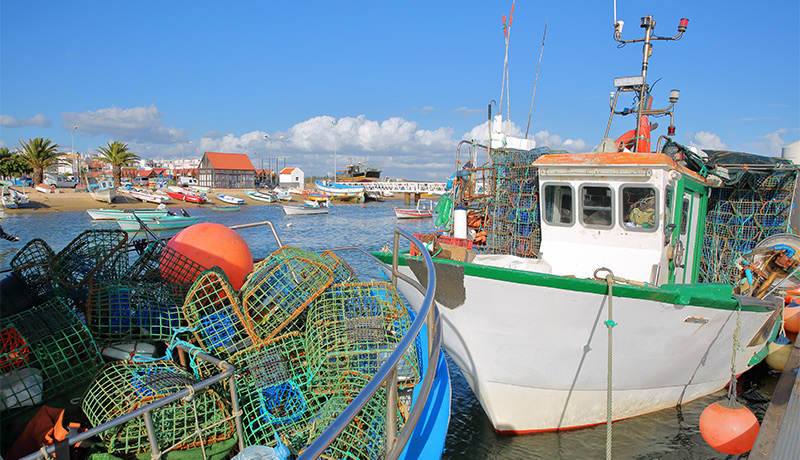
[163,223,253,290]
[784,303,800,333]
[699,401,759,455]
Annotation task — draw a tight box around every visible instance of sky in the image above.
[1,0,798,181]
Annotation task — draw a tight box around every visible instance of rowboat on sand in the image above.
[129,188,171,204]
[215,193,245,205]
[244,190,277,203]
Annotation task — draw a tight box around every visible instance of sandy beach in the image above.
[2,187,298,214]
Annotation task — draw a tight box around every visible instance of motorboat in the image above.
[87,179,117,204]
[303,199,330,208]
[394,200,435,219]
[281,204,328,216]
[244,190,277,203]
[0,182,30,208]
[215,193,245,205]
[87,208,170,221]
[116,214,198,231]
[314,180,364,201]
[129,188,171,204]
[165,186,208,204]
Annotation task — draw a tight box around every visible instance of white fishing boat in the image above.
[86,208,170,221]
[129,188,171,204]
[377,13,791,433]
[244,190,277,203]
[394,200,435,219]
[215,193,245,205]
[0,183,30,208]
[273,187,292,201]
[88,179,117,204]
[303,199,330,208]
[314,180,364,201]
[116,214,198,231]
[281,204,328,216]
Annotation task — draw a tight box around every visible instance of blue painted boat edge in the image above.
[399,322,452,460]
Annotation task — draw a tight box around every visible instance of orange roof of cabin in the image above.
[205,152,255,170]
[534,152,679,167]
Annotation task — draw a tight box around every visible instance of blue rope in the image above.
[133,326,204,378]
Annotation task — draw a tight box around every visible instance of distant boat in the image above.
[272,187,292,201]
[394,199,435,219]
[0,183,30,208]
[245,190,277,203]
[215,193,245,205]
[212,205,241,212]
[87,179,117,204]
[315,180,364,201]
[336,162,382,181]
[116,214,198,232]
[281,204,328,216]
[87,208,170,221]
[165,186,208,203]
[129,188,171,204]
[304,199,331,208]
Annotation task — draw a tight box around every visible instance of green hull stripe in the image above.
[373,251,771,313]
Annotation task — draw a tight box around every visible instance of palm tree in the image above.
[0,147,32,179]
[16,138,61,185]
[95,141,140,187]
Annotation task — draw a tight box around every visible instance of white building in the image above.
[279,167,304,190]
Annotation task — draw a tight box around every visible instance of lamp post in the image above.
[71,126,78,176]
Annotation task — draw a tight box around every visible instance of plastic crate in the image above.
[438,236,474,250]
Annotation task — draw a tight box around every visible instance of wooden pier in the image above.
[750,338,800,459]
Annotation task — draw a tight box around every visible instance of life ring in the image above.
[615,115,651,153]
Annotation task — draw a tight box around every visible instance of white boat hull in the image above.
[87,209,169,220]
[89,188,116,204]
[129,190,171,204]
[282,205,328,215]
[391,262,776,432]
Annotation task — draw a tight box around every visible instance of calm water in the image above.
[0,201,778,459]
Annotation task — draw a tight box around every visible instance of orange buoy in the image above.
[784,302,800,333]
[615,115,651,152]
[699,401,760,455]
[765,334,793,372]
[162,223,253,290]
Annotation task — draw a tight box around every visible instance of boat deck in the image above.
[751,339,800,459]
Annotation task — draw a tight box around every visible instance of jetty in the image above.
[338,181,446,204]
[751,340,800,459]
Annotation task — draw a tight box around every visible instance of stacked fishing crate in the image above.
[484,147,551,257]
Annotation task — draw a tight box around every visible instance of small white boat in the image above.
[0,183,30,208]
[394,200,435,219]
[86,208,170,221]
[215,193,245,205]
[272,187,292,201]
[281,204,328,216]
[129,188,171,204]
[88,179,117,204]
[116,214,198,231]
[304,199,331,208]
[245,190,277,203]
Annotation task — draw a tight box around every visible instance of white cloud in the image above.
[451,106,484,116]
[688,131,727,150]
[760,128,787,156]
[62,105,185,144]
[0,114,52,128]
[410,106,436,114]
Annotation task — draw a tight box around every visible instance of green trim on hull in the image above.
[372,251,772,313]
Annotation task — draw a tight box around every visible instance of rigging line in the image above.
[526,19,548,139]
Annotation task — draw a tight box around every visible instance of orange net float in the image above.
[784,302,800,333]
[162,223,254,290]
[699,401,760,455]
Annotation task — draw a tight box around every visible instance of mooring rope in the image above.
[594,267,617,460]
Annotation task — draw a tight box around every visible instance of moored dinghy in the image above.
[87,208,170,221]
[377,13,794,434]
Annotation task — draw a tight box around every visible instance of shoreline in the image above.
[2,187,404,214]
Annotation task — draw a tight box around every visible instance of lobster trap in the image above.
[50,230,129,307]
[183,268,253,358]
[126,241,207,300]
[240,247,334,342]
[305,282,420,395]
[9,238,57,302]
[86,280,187,342]
[81,360,235,456]
[700,168,798,284]
[318,250,359,285]
[0,297,103,412]
[230,332,311,450]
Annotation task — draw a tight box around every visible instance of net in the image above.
[9,238,57,302]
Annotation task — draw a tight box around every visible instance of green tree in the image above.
[95,141,140,187]
[16,138,61,185]
[0,147,32,178]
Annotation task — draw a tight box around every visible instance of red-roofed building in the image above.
[279,167,304,190]
[198,152,256,189]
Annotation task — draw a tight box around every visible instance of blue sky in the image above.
[1,1,798,180]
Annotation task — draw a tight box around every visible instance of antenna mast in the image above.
[525,19,547,139]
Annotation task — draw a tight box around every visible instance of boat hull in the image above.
[89,188,116,204]
[394,209,434,219]
[387,258,777,433]
[116,216,198,231]
[165,191,207,203]
[281,205,328,215]
[129,190,171,204]
[87,209,169,220]
[245,191,276,202]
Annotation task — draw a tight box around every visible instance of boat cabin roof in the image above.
[533,152,704,182]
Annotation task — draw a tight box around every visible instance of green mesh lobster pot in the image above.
[125,241,207,301]
[9,238,57,302]
[81,360,235,456]
[239,247,334,342]
[86,280,187,342]
[229,332,311,450]
[182,268,253,358]
[318,250,358,285]
[305,282,420,395]
[0,297,103,412]
[51,230,129,307]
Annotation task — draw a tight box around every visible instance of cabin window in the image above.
[621,186,658,231]
[580,185,614,228]
[543,184,574,226]
[680,197,690,235]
